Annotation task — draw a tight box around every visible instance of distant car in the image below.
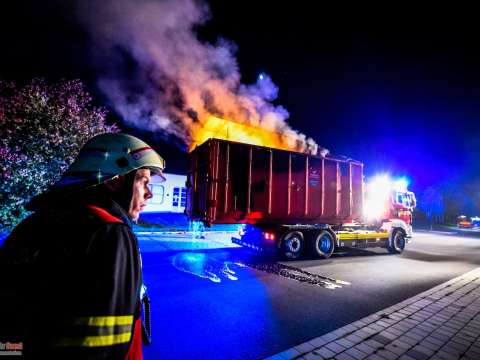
[471,216,480,227]
[457,215,473,228]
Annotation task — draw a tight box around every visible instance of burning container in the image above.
[187,138,414,260]
[187,138,363,225]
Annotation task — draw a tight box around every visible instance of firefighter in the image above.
[0,133,165,359]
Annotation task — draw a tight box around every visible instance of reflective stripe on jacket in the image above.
[0,199,143,359]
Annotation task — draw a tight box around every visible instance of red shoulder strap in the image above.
[86,205,124,224]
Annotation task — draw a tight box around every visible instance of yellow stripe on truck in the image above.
[337,232,389,241]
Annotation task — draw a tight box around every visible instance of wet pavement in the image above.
[137,230,480,360]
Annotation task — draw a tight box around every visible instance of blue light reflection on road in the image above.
[172,252,240,283]
[142,249,280,360]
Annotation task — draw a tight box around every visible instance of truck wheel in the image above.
[388,230,406,254]
[312,230,335,259]
[282,231,305,260]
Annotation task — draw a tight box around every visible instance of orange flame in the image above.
[189,116,300,152]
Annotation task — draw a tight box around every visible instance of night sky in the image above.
[1,1,479,211]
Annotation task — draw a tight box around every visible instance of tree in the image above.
[0,79,118,232]
[418,185,445,229]
[442,182,475,224]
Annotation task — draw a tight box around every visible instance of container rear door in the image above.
[210,140,230,222]
[227,142,250,217]
[187,144,210,221]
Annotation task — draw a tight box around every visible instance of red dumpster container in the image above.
[186,138,364,225]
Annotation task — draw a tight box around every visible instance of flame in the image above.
[189,116,300,152]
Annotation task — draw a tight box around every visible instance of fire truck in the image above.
[186,139,416,259]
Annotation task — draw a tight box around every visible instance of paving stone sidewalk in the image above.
[266,268,480,360]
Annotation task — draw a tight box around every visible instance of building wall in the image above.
[144,173,187,213]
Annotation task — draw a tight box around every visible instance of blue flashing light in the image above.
[393,177,409,192]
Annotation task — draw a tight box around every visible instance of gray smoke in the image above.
[77,0,325,155]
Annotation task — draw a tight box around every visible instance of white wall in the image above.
[144,173,187,213]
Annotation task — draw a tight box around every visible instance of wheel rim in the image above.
[319,235,332,253]
[395,233,405,250]
[286,236,301,254]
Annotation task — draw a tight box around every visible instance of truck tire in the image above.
[312,230,335,259]
[281,231,305,260]
[388,230,406,254]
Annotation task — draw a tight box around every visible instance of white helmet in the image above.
[54,133,166,189]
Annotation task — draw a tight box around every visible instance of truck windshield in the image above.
[394,192,411,207]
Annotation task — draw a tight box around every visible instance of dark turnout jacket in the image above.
[0,198,144,359]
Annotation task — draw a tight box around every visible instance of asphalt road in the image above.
[139,231,480,360]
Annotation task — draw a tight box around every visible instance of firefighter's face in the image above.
[129,169,153,221]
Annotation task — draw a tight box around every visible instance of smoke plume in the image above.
[78,0,323,155]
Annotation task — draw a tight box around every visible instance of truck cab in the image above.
[391,190,416,225]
